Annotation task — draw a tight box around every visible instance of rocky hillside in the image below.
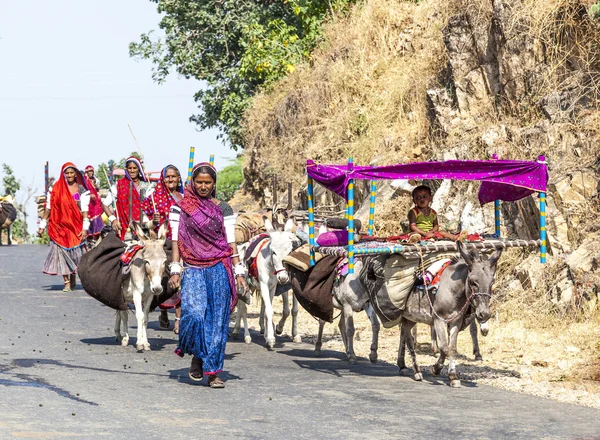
[240,0,600,326]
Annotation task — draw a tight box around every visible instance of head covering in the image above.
[48,162,86,249]
[85,165,94,172]
[190,162,217,198]
[124,157,148,182]
[141,164,183,240]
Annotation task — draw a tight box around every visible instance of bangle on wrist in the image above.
[108,215,116,223]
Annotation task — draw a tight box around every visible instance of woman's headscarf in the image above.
[115,156,148,240]
[177,162,237,310]
[48,162,86,249]
[141,164,183,239]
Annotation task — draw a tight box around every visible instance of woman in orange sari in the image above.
[39,163,90,292]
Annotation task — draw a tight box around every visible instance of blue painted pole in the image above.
[492,154,501,238]
[347,158,355,274]
[368,180,376,236]
[307,176,316,266]
[538,155,547,263]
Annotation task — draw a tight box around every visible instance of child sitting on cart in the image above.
[407,185,467,243]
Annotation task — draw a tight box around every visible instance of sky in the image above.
[0,0,236,234]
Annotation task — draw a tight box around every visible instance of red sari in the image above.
[115,157,148,240]
[141,165,183,240]
[48,162,86,249]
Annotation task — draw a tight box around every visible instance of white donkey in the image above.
[115,222,167,352]
[233,218,302,349]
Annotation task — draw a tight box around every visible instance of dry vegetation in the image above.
[239,0,600,404]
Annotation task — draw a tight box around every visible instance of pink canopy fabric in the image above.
[306,158,548,205]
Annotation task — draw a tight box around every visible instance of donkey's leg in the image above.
[402,319,422,381]
[116,310,129,346]
[447,323,461,387]
[431,325,439,355]
[315,319,326,357]
[140,297,153,351]
[260,281,276,349]
[341,306,357,364]
[470,320,482,361]
[6,225,11,246]
[114,311,123,343]
[397,319,408,371]
[232,303,242,339]
[242,301,251,344]
[132,294,146,351]
[291,293,301,343]
[276,290,290,336]
[259,299,265,335]
[432,320,448,376]
[364,303,380,363]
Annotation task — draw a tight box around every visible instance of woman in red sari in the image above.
[141,165,184,332]
[112,157,153,241]
[39,163,90,292]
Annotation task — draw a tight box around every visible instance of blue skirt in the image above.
[177,262,231,375]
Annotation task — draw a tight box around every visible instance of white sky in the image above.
[0,0,235,233]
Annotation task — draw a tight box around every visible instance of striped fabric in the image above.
[42,241,86,276]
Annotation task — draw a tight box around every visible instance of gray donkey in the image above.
[336,241,501,387]
[115,222,167,351]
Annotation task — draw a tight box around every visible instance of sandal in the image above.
[208,375,225,388]
[62,281,71,292]
[173,317,180,335]
[188,356,203,382]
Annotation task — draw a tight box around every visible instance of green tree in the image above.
[130,0,356,150]
[1,164,20,196]
[216,157,244,202]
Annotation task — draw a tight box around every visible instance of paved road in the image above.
[1,245,599,439]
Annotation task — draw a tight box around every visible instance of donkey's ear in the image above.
[263,216,276,233]
[157,222,168,241]
[457,240,474,269]
[131,221,147,241]
[284,218,295,233]
[487,248,502,272]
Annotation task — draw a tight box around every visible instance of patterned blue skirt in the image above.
[177,262,231,375]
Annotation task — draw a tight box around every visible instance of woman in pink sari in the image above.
[168,163,246,388]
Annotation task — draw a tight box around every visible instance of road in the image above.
[1,245,599,439]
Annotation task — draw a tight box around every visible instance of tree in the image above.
[130,0,356,150]
[216,157,244,202]
[1,163,20,196]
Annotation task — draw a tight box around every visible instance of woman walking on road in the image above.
[141,164,184,333]
[168,162,246,388]
[39,162,90,292]
[112,156,153,241]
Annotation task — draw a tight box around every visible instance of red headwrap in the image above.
[48,162,86,249]
[85,165,94,172]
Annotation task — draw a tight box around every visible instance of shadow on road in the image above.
[80,336,176,351]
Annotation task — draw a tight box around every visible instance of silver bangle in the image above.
[169,262,182,275]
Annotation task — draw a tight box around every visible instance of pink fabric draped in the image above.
[306,158,548,204]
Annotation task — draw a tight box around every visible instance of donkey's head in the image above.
[264,217,301,284]
[457,241,502,326]
[132,222,168,295]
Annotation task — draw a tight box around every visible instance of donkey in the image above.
[0,199,17,246]
[339,241,501,387]
[115,222,168,352]
[241,217,302,349]
[314,300,381,365]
